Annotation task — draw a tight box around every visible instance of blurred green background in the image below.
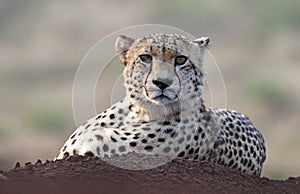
[0,0,299,179]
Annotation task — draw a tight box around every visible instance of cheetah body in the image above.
[56,34,266,176]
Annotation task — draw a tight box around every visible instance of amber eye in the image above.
[175,55,188,66]
[139,54,152,64]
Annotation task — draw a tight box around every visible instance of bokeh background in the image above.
[0,0,299,179]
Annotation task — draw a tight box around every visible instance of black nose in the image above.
[152,79,172,90]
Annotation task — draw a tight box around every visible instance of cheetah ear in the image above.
[115,35,135,66]
[193,36,210,49]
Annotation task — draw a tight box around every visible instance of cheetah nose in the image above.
[152,78,172,90]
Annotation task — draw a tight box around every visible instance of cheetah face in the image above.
[116,34,210,113]
[139,51,182,105]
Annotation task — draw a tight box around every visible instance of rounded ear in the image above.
[115,35,135,53]
[115,35,135,66]
[193,36,210,49]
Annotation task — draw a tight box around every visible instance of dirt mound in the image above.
[0,155,299,194]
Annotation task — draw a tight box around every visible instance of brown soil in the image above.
[0,155,299,194]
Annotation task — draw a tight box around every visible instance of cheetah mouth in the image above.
[144,88,178,105]
[153,94,174,104]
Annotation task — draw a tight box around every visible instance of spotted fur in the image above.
[55,34,266,176]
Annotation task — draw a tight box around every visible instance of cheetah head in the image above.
[115,34,210,118]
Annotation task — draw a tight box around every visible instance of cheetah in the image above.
[55,34,266,176]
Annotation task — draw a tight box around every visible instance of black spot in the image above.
[178,151,185,157]
[110,136,117,142]
[142,127,150,131]
[148,133,156,138]
[144,145,153,151]
[228,160,234,167]
[128,104,134,110]
[243,158,248,166]
[119,146,126,152]
[63,152,69,158]
[142,139,148,143]
[201,133,205,139]
[118,109,124,114]
[233,149,238,156]
[219,149,223,155]
[188,148,194,154]
[163,147,171,153]
[109,114,115,119]
[96,115,101,120]
[114,130,119,135]
[85,124,91,129]
[103,144,109,152]
[186,135,191,141]
[170,132,176,138]
[250,146,254,153]
[234,133,239,139]
[111,106,116,110]
[71,139,76,145]
[238,141,242,147]
[165,128,173,133]
[129,142,137,147]
[247,159,252,168]
[194,135,199,141]
[73,149,77,155]
[193,155,199,160]
[174,147,180,152]
[162,121,170,125]
[121,137,127,141]
[109,122,114,126]
[224,147,228,155]
[244,144,248,151]
[96,147,100,155]
[62,146,67,152]
[95,135,103,141]
[253,151,257,158]
[247,137,252,144]
[100,122,106,127]
[241,135,246,141]
[84,151,94,157]
[185,145,190,150]
[158,138,165,142]
[70,133,77,139]
[124,132,131,136]
[177,137,184,144]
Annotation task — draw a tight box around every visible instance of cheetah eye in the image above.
[174,55,188,66]
[139,54,152,64]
